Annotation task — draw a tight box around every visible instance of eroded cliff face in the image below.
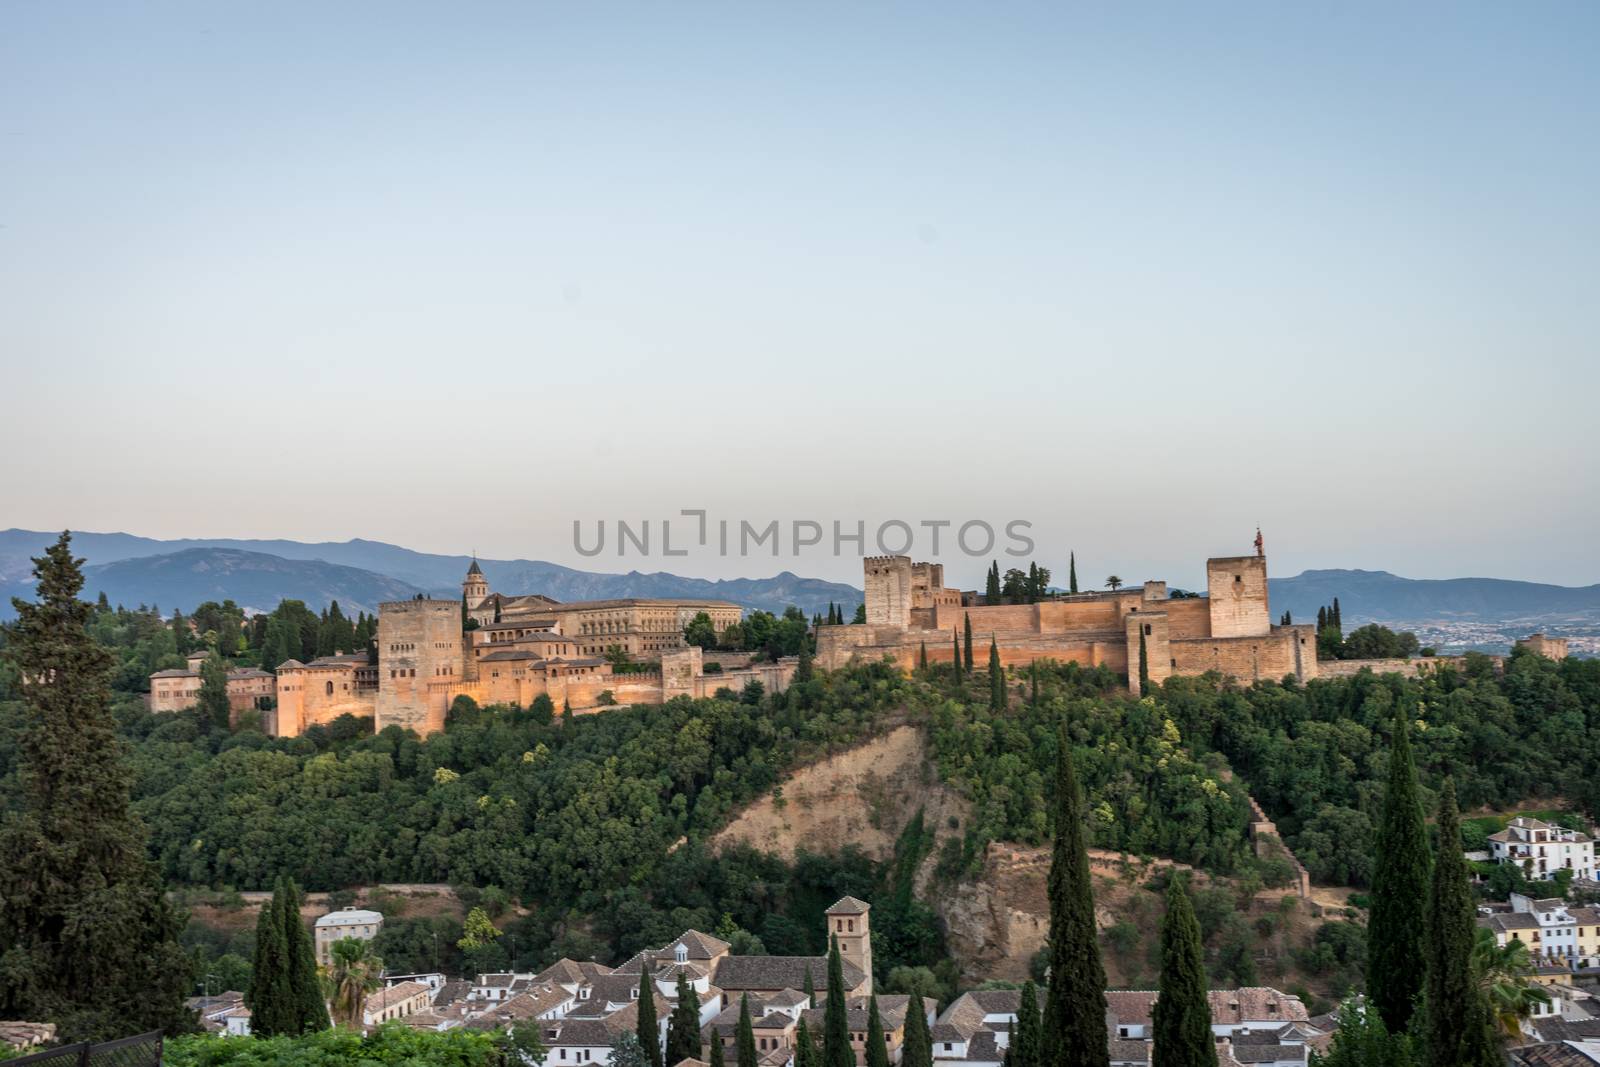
[932,845,1053,982]
[709,724,968,862]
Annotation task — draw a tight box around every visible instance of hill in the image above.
[1270,568,1600,625]
[0,530,864,618]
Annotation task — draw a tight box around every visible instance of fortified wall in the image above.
[820,547,1318,693]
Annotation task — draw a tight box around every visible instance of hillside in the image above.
[0,529,863,617]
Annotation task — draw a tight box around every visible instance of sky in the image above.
[1,2,1596,590]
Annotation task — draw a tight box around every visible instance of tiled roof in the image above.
[827,896,872,915]
[365,980,431,1015]
[713,954,862,994]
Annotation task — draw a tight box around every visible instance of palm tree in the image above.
[1105,576,1123,591]
[1473,927,1551,1039]
[323,937,383,1029]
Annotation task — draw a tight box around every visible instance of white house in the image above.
[1489,818,1596,882]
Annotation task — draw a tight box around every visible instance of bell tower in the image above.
[825,896,873,995]
[462,556,489,610]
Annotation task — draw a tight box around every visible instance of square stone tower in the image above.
[864,557,913,628]
[826,896,873,995]
[1206,556,1271,639]
[376,600,463,736]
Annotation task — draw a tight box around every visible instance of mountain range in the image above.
[2,531,1596,644]
[0,530,865,619]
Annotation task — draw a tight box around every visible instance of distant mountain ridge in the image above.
[1269,568,1600,625]
[0,530,864,619]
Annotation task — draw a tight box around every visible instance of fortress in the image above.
[818,540,1319,693]
[262,562,792,738]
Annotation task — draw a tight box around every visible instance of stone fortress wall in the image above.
[820,544,1320,694]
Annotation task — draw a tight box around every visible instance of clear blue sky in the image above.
[2,2,1596,588]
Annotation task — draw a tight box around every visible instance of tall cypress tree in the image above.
[280,878,329,1033]
[1042,728,1109,1067]
[1137,629,1150,693]
[918,641,928,670]
[1152,877,1217,1067]
[666,970,701,1064]
[710,1031,727,1067]
[963,613,974,670]
[248,886,294,1036]
[901,993,932,1067]
[952,629,962,681]
[0,533,192,1040]
[1014,980,1041,1067]
[1423,779,1498,1067]
[1368,707,1431,1033]
[823,935,853,1067]
[736,993,758,1067]
[803,966,816,1009]
[986,561,1002,603]
[637,962,663,1067]
[198,651,232,731]
[795,1016,819,1067]
[1069,552,1078,595]
[865,995,890,1067]
[989,638,1005,711]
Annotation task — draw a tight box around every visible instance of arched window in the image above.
[325,681,334,696]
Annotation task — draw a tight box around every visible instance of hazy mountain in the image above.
[0,531,865,618]
[1269,568,1600,625]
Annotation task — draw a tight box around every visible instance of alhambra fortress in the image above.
[150,540,1567,738]
[817,550,1318,694]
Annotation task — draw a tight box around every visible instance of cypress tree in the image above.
[796,643,814,683]
[989,638,1005,711]
[963,613,974,670]
[865,995,890,1067]
[1332,597,1342,631]
[918,642,928,670]
[1027,562,1039,604]
[1014,980,1041,1067]
[281,877,329,1033]
[1423,779,1498,1067]
[901,991,932,1067]
[1317,606,1327,631]
[0,533,191,1040]
[1151,877,1217,1067]
[1030,663,1039,707]
[823,935,853,1067]
[795,1016,820,1067]
[248,885,294,1036]
[710,1031,727,1067]
[1368,707,1432,1033]
[1069,552,1078,594]
[198,651,232,731]
[666,970,702,1064]
[952,629,962,681]
[1042,728,1109,1067]
[803,966,816,1009]
[736,993,758,1067]
[987,561,1002,602]
[637,962,663,1067]
[1138,628,1150,693]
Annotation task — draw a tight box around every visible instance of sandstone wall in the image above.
[376,601,462,736]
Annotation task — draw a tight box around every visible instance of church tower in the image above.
[825,896,873,995]
[462,557,489,610]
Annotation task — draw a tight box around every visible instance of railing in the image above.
[6,1031,163,1067]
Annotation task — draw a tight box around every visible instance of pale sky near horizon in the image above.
[1,2,1596,589]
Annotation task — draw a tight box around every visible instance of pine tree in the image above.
[1014,980,1041,1067]
[248,884,295,1036]
[0,533,192,1040]
[1069,552,1078,595]
[823,935,853,1067]
[989,637,1005,711]
[901,992,932,1067]
[1423,779,1499,1067]
[1152,877,1217,1067]
[795,1016,819,1067]
[963,613,974,670]
[666,970,702,1063]
[280,877,329,1033]
[637,962,663,1067]
[710,1032,727,1067]
[198,651,232,731]
[1368,706,1432,1033]
[863,995,890,1067]
[736,994,758,1067]
[1042,728,1110,1067]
